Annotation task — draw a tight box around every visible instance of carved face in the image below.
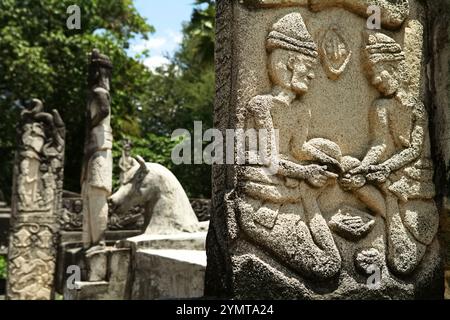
[73,200,82,213]
[269,49,317,95]
[20,160,30,175]
[367,61,400,96]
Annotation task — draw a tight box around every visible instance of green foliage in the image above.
[0,255,6,279]
[138,0,216,197]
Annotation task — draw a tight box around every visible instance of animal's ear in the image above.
[136,155,149,173]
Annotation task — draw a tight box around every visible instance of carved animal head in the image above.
[108,155,150,215]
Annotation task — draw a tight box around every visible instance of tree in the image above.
[139,0,216,198]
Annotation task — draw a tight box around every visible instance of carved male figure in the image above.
[239,13,343,280]
[81,50,113,251]
[341,33,438,275]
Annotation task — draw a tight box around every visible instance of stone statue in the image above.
[7,99,65,300]
[119,139,138,185]
[109,156,202,235]
[81,49,113,252]
[207,0,446,299]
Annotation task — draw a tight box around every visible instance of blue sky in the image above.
[128,0,195,70]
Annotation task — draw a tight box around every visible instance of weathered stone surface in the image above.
[206,0,449,299]
[120,232,207,300]
[109,156,204,235]
[131,249,205,300]
[64,232,207,300]
[0,197,10,253]
[81,49,114,251]
[7,99,65,300]
[63,247,131,300]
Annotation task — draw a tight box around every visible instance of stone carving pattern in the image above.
[319,25,352,80]
[243,0,410,29]
[7,99,65,300]
[231,8,437,288]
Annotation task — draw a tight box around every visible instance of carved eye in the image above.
[287,56,296,70]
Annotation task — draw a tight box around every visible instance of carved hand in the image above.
[306,165,338,188]
[340,173,367,191]
[366,165,390,184]
[349,164,370,175]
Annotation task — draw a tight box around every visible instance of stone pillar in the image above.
[206,0,449,299]
[7,99,65,300]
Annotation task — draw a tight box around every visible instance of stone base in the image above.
[64,232,207,300]
[131,249,206,299]
[119,232,207,300]
[63,247,131,300]
[56,230,141,294]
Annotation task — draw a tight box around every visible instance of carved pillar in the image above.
[206,0,449,299]
[6,99,65,300]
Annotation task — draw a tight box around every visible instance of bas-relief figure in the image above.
[207,0,445,299]
[239,12,342,279]
[81,49,113,252]
[7,99,65,300]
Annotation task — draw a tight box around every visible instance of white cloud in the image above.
[143,56,170,72]
[167,30,183,45]
[130,37,168,54]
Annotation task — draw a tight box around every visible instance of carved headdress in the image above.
[364,33,405,64]
[89,49,113,69]
[266,13,318,59]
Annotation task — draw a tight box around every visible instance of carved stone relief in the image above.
[206,0,445,299]
[7,99,65,300]
[319,25,352,80]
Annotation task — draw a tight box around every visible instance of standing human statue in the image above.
[81,49,113,252]
[119,139,138,185]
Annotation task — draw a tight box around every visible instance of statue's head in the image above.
[39,163,49,173]
[364,33,406,96]
[73,200,83,213]
[88,49,113,90]
[266,13,318,96]
[123,139,132,154]
[20,159,30,175]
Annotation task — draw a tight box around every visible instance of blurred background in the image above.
[0,0,215,201]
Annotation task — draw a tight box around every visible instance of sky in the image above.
[128,0,195,71]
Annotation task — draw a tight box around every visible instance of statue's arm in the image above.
[89,90,110,127]
[380,102,426,172]
[358,102,389,171]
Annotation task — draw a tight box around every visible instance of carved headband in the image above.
[266,30,318,58]
[367,53,406,64]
